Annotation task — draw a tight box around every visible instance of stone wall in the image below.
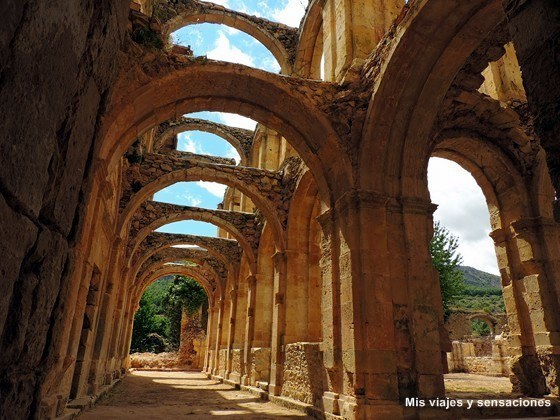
[229,349,242,382]
[445,311,507,340]
[249,347,271,386]
[447,339,511,377]
[218,349,228,377]
[0,0,128,418]
[280,342,323,406]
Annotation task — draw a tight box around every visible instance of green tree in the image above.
[430,222,465,320]
[130,293,169,353]
[162,275,207,348]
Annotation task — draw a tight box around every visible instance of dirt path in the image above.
[80,370,312,419]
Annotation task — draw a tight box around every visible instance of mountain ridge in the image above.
[458,265,501,289]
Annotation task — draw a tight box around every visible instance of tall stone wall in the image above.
[0,1,128,418]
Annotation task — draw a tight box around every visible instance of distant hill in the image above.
[458,266,501,289]
[452,266,504,313]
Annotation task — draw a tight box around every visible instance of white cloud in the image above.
[174,27,204,49]
[428,158,500,275]
[207,31,255,67]
[210,0,230,6]
[260,56,281,73]
[272,0,307,27]
[225,145,242,164]
[179,133,198,153]
[179,191,203,207]
[197,181,228,198]
[218,112,257,130]
[225,26,241,36]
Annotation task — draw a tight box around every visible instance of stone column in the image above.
[387,197,446,400]
[212,298,224,377]
[317,208,343,416]
[242,275,257,386]
[269,251,287,396]
[322,0,405,81]
[284,249,309,344]
[203,305,214,374]
[318,191,447,419]
[225,287,238,380]
[502,217,560,396]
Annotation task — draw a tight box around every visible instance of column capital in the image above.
[335,190,391,215]
[387,196,438,215]
[246,275,257,288]
[490,227,509,244]
[512,216,557,234]
[272,250,286,266]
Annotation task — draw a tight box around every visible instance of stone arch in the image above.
[432,135,531,231]
[153,117,253,165]
[360,0,506,194]
[137,265,220,306]
[467,313,499,336]
[100,60,349,208]
[131,233,240,278]
[127,203,258,271]
[154,0,296,72]
[294,0,324,78]
[135,248,227,287]
[430,132,560,395]
[119,166,284,250]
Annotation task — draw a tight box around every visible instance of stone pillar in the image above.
[505,217,560,396]
[322,0,405,81]
[68,264,107,399]
[317,192,403,419]
[502,0,560,209]
[225,287,238,380]
[269,251,287,396]
[203,306,214,374]
[242,275,257,386]
[317,208,343,416]
[318,191,447,419]
[212,298,224,377]
[284,249,309,344]
[387,197,446,399]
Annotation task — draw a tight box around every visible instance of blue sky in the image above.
[153,0,500,275]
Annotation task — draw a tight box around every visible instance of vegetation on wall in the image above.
[130,275,207,353]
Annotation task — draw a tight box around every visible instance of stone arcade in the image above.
[1,0,560,419]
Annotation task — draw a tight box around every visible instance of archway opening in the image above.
[177,131,242,164]
[427,157,511,398]
[129,274,209,370]
[173,23,281,73]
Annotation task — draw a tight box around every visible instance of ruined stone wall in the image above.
[0,1,128,418]
[218,349,228,377]
[229,349,243,382]
[280,342,324,406]
[447,339,511,377]
[249,347,271,386]
[445,311,507,340]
